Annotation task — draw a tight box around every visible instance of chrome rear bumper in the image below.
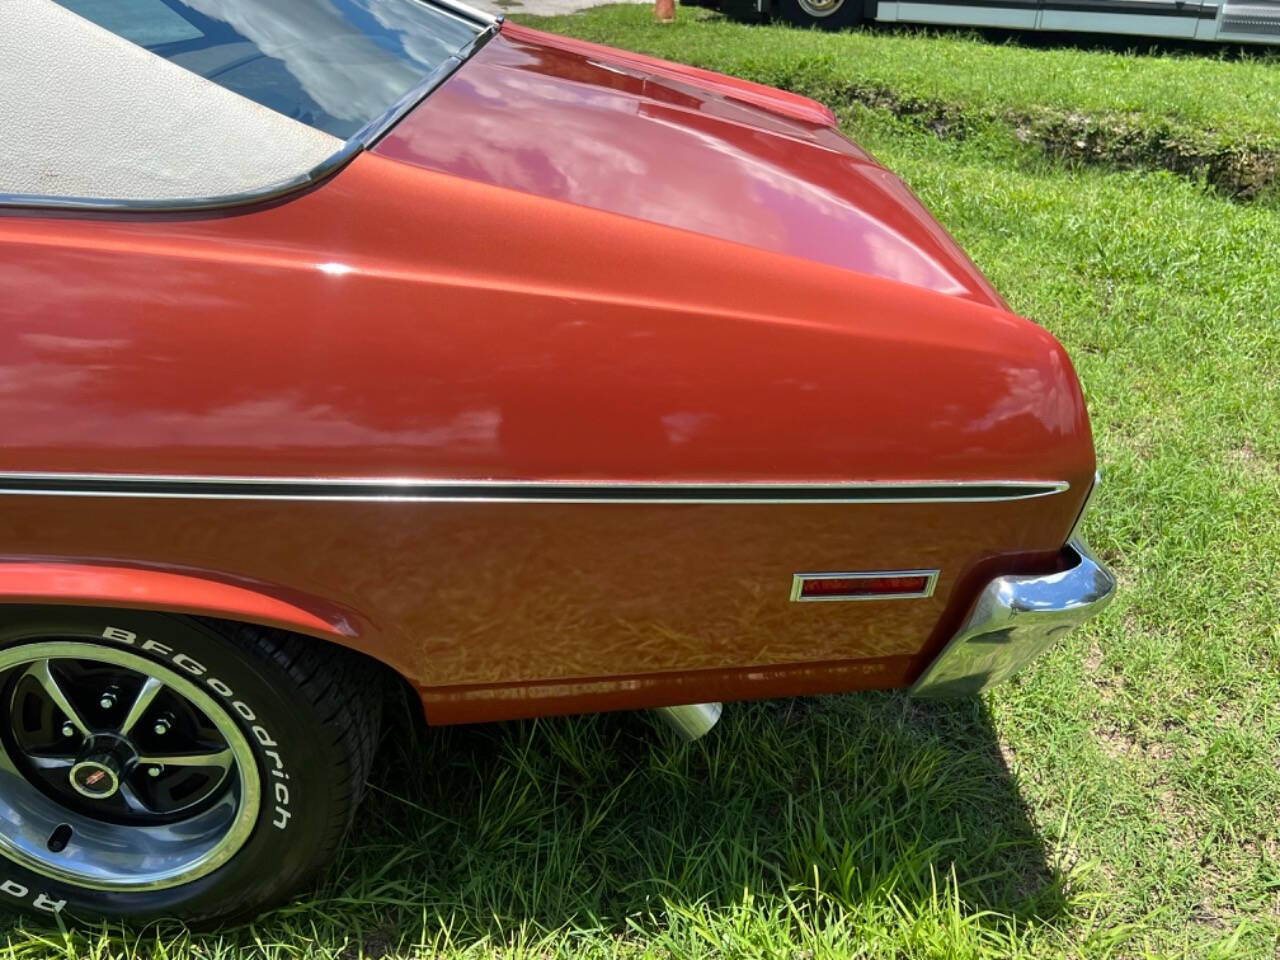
[911,537,1116,698]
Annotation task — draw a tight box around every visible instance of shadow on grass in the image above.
[301,689,1066,952]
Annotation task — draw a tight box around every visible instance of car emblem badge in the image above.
[70,759,120,799]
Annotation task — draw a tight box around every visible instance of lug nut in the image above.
[147,766,163,778]
[60,722,75,738]
[153,717,172,736]
[99,692,117,710]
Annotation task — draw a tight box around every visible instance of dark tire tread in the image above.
[188,618,385,923]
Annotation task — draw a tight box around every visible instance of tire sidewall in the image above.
[0,606,334,923]
[777,0,864,29]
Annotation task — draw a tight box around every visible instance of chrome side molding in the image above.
[652,702,723,741]
[911,537,1116,698]
[0,473,1069,504]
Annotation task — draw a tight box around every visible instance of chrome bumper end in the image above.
[911,538,1116,698]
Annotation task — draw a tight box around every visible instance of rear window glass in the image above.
[55,0,483,139]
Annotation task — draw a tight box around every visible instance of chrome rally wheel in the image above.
[0,644,259,891]
[0,608,383,924]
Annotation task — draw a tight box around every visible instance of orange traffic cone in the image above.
[655,0,676,21]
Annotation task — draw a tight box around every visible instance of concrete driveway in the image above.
[468,0,648,18]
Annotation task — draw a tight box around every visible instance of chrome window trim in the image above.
[428,0,499,26]
[789,569,940,602]
[0,137,365,214]
[0,472,1070,504]
[0,12,499,214]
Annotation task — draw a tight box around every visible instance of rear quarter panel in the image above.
[0,152,1094,721]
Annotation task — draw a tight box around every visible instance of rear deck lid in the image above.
[374,22,1008,308]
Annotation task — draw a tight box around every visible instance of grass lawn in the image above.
[5,9,1278,960]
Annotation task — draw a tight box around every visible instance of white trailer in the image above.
[741,0,1280,44]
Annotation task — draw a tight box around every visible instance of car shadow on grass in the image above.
[307,689,1066,953]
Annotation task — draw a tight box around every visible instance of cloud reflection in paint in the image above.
[376,31,1002,305]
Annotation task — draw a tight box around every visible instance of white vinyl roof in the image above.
[0,0,344,203]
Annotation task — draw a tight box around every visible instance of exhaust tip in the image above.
[652,702,722,742]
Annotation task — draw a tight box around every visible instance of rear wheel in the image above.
[0,607,382,924]
[776,0,865,29]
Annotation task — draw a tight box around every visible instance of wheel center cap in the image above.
[69,758,120,799]
[67,735,135,800]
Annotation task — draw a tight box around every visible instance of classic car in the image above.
[0,0,1115,925]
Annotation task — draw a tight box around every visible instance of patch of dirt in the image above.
[1084,643,1126,703]
[996,736,1019,777]
[1260,837,1280,919]
[1093,724,1174,764]
[819,79,1280,201]
[1228,443,1280,479]
[1094,726,1133,761]
[1025,111,1279,201]
[338,920,400,960]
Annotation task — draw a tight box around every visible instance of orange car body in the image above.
[0,22,1107,723]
